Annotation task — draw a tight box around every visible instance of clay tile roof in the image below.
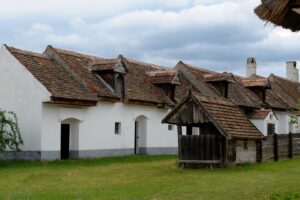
[6,45,176,106]
[6,45,98,104]
[48,47,117,99]
[52,47,174,105]
[123,58,175,105]
[248,109,273,119]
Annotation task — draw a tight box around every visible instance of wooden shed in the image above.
[162,92,264,167]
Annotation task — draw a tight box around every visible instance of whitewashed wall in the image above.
[250,112,279,136]
[275,111,290,134]
[236,140,256,164]
[41,102,178,159]
[0,46,51,154]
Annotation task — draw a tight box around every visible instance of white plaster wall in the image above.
[250,119,264,135]
[263,112,279,135]
[250,112,279,136]
[0,45,51,151]
[236,140,256,164]
[41,102,177,153]
[274,111,290,134]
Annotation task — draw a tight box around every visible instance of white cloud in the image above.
[45,34,89,46]
[2,0,300,78]
[26,23,53,36]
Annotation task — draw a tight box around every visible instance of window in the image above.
[244,141,248,150]
[270,114,273,120]
[115,122,121,134]
[168,124,174,131]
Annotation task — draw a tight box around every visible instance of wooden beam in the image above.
[177,160,221,164]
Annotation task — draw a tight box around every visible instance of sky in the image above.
[1,0,300,77]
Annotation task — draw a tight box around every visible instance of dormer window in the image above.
[205,73,234,98]
[91,56,127,99]
[147,70,181,101]
[241,78,270,103]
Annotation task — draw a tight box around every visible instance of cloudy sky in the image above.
[1,0,300,77]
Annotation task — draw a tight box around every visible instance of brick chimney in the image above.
[246,57,257,78]
[286,61,299,82]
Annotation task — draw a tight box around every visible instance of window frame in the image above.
[115,122,121,134]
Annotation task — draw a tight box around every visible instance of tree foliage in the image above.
[0,109,23,152]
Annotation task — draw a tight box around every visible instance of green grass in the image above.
[0,156,300,200]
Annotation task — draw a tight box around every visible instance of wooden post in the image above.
[187,125,192,136]
[289,132,293,159]
[274,133,278,161]
[256,140,262,163]
[177,125,182,160]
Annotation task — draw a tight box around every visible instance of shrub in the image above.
[0,109,23,152]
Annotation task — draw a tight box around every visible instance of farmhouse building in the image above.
[1,44,300,163]
[174,59,300,136]
[0,45,180,160]
[168,58,300,165]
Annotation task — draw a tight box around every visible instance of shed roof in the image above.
[162,92,264,140]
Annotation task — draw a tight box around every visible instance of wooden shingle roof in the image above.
[162,92,264,140]
[175,62,261,108]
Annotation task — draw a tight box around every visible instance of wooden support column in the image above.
[187,125,192,136]
[256,140,262,163]
[274,133,278,161]
[177,125,182,160]
[177,125,182,135]
[289,132,293,159]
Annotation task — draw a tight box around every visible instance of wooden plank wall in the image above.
[293,133,300,156]
[178,135,221,161]
[262,135,274,162]
[262,133,300,162]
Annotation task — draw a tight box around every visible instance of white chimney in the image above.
[246,57,257,78]
[286,61,299,82]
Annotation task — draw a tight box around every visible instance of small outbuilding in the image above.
[162,92,264,167]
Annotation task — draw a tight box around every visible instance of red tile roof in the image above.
[6,45,176,106]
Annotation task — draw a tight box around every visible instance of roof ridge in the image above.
[180,61,218,74]
[49,46,103,60]
[270,74,300,84]
[5,45,50,59]
[125,57,170,70]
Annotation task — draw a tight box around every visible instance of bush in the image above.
[0,109,23,152]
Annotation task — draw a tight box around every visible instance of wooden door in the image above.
[267,123,275,135]
[61,124,70,160]
[134,121,139,154]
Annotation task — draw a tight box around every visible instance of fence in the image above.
[262,133,300,162]
[178,135,222,162]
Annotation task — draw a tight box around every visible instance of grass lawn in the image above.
[0,156,300,200]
